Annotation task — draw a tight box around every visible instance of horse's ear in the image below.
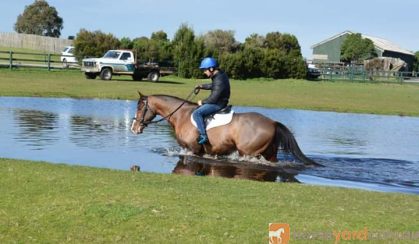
[138,91,144,98]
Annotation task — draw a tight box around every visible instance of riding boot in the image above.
[197,134,208,145]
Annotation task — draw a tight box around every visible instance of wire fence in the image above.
[319,67,419,83]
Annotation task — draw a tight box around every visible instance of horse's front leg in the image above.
[176,128,203,155]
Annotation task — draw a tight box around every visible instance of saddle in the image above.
[191,105,234,130]
[211,105,232,116]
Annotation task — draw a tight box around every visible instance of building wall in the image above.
[312,33,349,63]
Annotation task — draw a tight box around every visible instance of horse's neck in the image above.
[151,96,195,125]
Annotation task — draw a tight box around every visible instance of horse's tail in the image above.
[275,122,322,167]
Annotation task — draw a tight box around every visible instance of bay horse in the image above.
[131,92,320,166]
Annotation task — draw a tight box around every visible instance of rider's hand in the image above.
[198,100,202,106]
[194,85,201,95]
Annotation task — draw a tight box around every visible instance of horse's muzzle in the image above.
[130,119,144,134]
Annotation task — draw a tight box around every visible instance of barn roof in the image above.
[311,30,414,56]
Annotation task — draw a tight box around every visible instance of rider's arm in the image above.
[199,83,212,90]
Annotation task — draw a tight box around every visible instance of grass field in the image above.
[1,158,418,243]
[1,68,419,116]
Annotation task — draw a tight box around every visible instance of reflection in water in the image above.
[173,155,300,182]
[70,116,112,149]
[13,109,59,149]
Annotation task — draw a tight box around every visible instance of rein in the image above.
[134,88,199,127]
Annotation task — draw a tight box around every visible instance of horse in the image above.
[130,92,320,166]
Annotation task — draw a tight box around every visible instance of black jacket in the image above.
[201,70,230,107]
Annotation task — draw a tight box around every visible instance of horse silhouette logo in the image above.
[269,223,290,244]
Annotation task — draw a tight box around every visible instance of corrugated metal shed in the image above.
[311,31,414,67]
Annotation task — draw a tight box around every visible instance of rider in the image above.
[193,57,231,145]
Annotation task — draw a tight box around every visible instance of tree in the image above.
[341,33,377,64]
[14,0,63,38]
[119,37,133,49]
[261,32,306,79]
[73,29,120,61]
[172,24,204,78]
[244,33,265,49]
[132,31,172,64]
[150,31,172,64]
[133,37,153,63]
[203,29,237,58]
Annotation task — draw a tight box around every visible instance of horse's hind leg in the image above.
[261,143,278,162]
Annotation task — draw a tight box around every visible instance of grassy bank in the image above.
[1,69,419,116]
[0,158,418,243]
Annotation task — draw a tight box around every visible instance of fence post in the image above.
[47,53,51,71]
[9,51,13,70]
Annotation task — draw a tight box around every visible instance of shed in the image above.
[311,31,415,70]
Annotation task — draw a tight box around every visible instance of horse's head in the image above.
[131,92,157,134]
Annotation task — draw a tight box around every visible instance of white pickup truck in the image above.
[81,50,161,82]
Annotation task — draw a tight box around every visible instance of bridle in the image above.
[133,98,158,128]
[133,88,200,128]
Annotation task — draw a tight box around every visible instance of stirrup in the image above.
[197,135,208,145]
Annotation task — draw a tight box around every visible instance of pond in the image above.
[1,96,418,194]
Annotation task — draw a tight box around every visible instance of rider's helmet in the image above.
[199,57,218,70]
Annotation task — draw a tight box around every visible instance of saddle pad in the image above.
[191,110,234,130]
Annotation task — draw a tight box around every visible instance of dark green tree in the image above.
[341,33,377,64]
[262,32,306,79]
[133,37,150,63]
[172,24,204,78]
[132,31,172,64]
[73,29,120,61]
[150,31,172,64]
[14,0,63,37]
[220,51,246,79]
[119,37,133,49]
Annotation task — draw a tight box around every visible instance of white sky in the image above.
[1,0,418,58]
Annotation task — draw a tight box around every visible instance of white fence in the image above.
[0,32,73,53]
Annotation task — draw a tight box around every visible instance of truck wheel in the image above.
[147,71,160,82]
[85,72,97,79]
[100,68,112,80]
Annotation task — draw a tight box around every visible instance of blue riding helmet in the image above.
[199,57,218,70]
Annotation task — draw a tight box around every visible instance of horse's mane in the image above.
[153,94,197,106]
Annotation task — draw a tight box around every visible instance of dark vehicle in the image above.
[307,64,321,79]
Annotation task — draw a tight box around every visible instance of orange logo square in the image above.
[269,223,290,244]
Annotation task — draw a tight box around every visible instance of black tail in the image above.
[275,122,322,167]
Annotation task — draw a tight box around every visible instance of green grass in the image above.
[1,158,418,243]
[1,68,419,116]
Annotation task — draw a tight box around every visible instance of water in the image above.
[1,96,418,194]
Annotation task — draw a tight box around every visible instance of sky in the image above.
[1,0,418,58]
